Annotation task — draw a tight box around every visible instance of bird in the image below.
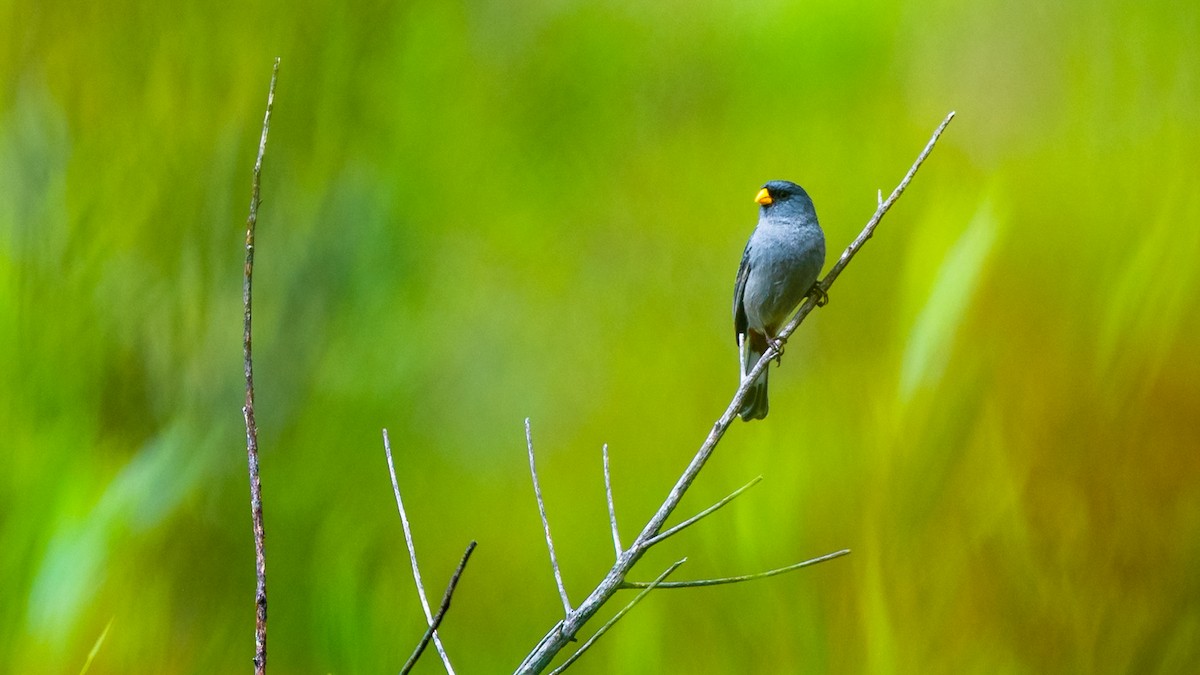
[732,180,826,421]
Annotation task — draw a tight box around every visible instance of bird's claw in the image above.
[809,282,829,307]
[768,336,786,364]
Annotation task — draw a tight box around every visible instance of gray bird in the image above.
[733,180,826,421]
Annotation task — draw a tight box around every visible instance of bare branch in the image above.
[242,56,279,675]
[525,418,572,616]
[547,558,687,675]
[401,541,478,675]
[602,445,622,558]
[621,549,850,589]
[384,429,456,674]
[820,111,956,294]
[645,475,763,547]
[517,112,955,674]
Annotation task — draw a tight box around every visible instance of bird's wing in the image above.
[732,238,752,343]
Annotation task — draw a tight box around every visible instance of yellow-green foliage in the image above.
[2,0,1198,672]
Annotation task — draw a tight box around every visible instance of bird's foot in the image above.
[809,282,829,307]
[767,336,787,364]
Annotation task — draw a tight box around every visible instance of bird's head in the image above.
[755,180,812,209]
[754,180,817,225]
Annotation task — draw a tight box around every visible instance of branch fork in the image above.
[384,430,479,675]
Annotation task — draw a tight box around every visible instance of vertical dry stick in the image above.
[243,57,279,675]
[384,430,457,674]
[525,418,572,616]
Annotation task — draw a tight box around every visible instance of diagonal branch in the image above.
[603,445,622,558]
[645,475,763,547]
[516,112,955,674]
[547,558,687,675]
[621,549,850,589]
[400,541,478,675]
[242,56,279,675]
[384,429,457,674]
[525,418,572,616]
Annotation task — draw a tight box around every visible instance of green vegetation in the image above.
[3,0,1198,672]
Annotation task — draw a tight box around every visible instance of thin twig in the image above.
[547,558,687,675]
[384,429,456,674]
[242,56,278,675]
[526,418,572,616]
[602,445,622,558]
[400,541,478,675]
[621,549,850,589]
[516,112,955,674]
[645,475,763,547]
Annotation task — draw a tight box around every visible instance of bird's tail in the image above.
[738,331,769,421]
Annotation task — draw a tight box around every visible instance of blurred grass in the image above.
[3,0,1199,672]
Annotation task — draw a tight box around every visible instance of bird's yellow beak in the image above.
[755,188,772,206]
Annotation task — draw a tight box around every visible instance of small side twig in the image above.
[548,558,687,675]
[384,429,456,674]
[400,541,478,675]
[526,418,572,616]
[602,445,622,558]
[644,475,763,547]
[242,56,278,675]
[621,549,850,589]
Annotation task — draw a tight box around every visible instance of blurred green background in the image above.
[3,0,1199,672]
